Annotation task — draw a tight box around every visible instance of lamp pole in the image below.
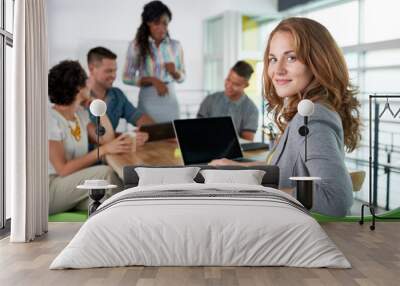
[89,99,107,163]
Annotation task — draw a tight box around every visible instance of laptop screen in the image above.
[173,117,243,165]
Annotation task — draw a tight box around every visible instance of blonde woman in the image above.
[211,17,361,216]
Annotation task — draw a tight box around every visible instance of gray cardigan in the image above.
[270,103,353,216]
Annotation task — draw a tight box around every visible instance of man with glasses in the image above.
[197,61,258,141]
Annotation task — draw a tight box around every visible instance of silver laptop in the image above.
[173,117,254,165]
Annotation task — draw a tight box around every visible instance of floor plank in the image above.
[0,222,399,286]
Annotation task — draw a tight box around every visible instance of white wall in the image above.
[47,0,277,106]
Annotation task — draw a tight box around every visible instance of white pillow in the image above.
[200,169,266,185]
[135,167,201,186]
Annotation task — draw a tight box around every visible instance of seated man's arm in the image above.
[197,95,212,118]
[118,89,153,127]
[240,102,259,141]
[135,113,154,127]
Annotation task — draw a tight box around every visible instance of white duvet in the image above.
[50,183,350,269]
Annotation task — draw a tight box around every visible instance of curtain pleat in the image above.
[9,0,27,242]
[10,0,48,242]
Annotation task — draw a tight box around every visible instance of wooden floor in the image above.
[0,222,399,286]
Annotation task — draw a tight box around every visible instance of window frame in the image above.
[0,0,13,233]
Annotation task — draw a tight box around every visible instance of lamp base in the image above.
[289,177,321,210]
[88,188,106,216]
[296,180,313,210]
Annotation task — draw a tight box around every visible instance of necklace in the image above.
[68,115,81,141]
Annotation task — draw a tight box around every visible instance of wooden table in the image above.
[106,140,269,179]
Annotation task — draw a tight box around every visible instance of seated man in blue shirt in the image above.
[197,61,259,141]
[87,47,154,145]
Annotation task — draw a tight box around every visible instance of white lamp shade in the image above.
[297,99,315,116]
[89,99,107,116]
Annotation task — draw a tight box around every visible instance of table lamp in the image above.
[79,99,109,215]
[290,99,320,210]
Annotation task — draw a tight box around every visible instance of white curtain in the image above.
[7,0,49,242]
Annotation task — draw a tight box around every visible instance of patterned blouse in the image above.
[123,37,185,86]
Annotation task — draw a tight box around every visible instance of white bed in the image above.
[50,183,350,269]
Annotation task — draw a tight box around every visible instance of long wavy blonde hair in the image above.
[263,17,361,152]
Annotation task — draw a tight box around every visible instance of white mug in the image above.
[124,131,137,152]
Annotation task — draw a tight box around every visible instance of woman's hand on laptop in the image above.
[208,158,240,166]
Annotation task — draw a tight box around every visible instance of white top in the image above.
[48,106,90,175]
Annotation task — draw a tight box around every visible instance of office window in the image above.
[365,49,400,67]
[305,0,359,47]
[204,60,223,93]
[259,19,279,45]
[204,16,224,92]
[242,16,261,53]
[5,0,13,33]
[1,0,14,230]
[364,69,400,93]
[364,0,400,43]
[345,53,359,69]
[0,38,3,229]
[5,44,11,219]
[349,70,359,86]
[205,17,224,57]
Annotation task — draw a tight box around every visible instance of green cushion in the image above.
[48,208,400,223]
[49,210,88,222]
[313,207,400,222]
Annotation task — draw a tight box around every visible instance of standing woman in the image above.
[123,0,185,122]
[211,17,362,217]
